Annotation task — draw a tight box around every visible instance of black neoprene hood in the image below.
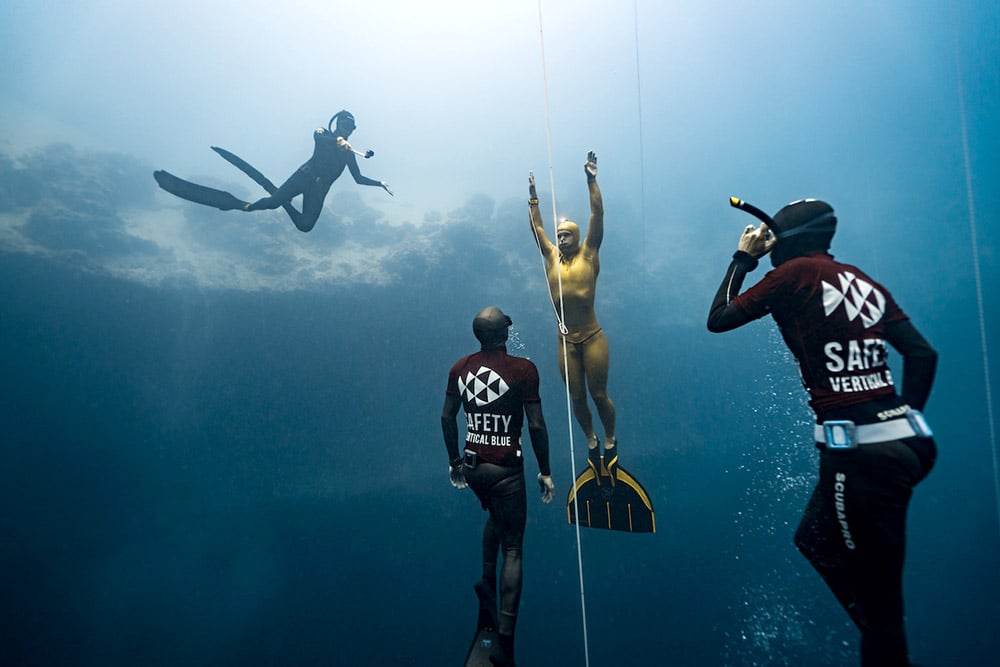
[767,199,838,267]
[770,199,837,240]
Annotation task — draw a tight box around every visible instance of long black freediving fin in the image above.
[153,170,249,211]
[211,146,279,194]
[567,456,655,533]
[465,580,506,667]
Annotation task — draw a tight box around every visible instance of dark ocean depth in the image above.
[1,188,998,665]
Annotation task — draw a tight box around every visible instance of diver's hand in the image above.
[538,473,555,504]
[336,137,354,152]
[380,181,394,196]
[450,463,467,490]
[738,223,775,258]
[585,150,597,179]
[528,171,538,200]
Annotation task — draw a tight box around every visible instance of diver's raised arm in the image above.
[584,151,604,251]
[528,171,554,256]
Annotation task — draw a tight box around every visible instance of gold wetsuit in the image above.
[528,154,616,448]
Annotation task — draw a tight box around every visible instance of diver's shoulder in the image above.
[507,352,540,372]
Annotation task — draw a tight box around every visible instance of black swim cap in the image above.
[769,199,837,267]
[770,199,836,240]
[473,307,512,349]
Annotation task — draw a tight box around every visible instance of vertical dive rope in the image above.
[535,2,591,665]
[952,8,1000,535]
[633,0,646,250]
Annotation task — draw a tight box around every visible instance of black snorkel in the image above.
[729,196,773,226]
[328,112,375,159]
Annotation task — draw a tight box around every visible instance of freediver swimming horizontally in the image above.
[153,110,392,232]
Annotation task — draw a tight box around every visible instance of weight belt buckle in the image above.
[823,420,858,449]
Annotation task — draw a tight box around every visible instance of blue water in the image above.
[2,2,998,665]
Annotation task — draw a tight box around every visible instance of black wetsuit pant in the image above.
[246,163,334,232]
[464,461,527,639]
[794,437,936,666]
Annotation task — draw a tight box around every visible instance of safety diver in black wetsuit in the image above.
[442,307,555,666]
[242,110,393,232]
[708,198,938,667]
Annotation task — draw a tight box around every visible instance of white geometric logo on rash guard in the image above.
[458,366,510,407]
[822,271,886,328]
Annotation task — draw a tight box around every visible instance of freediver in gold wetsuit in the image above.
[528,151,619,484]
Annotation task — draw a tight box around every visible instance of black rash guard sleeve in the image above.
[707,251,760,333]
[525,403,551,477]
[884,319,938,411]
[441,394,462,464]
[529,425,551,477]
